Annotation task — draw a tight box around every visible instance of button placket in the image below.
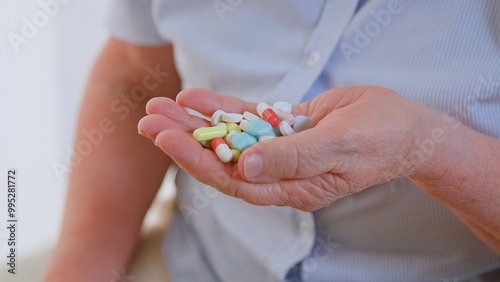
[307,51,320,67]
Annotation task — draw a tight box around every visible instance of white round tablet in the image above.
[273,101,292,113]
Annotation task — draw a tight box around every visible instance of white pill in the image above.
[292,115,312,132]
[279,121,296,136]
[215,144,232,163]
[216,122,227,128]
[243,111,260,121]
[222,113,243,123]
[211,110,226,126]
[225,130,238,148]
[259,135,277,142]
[273,101,292,113]
[239,119,249,126]
[211,138,233,163]
[272,106,295,126]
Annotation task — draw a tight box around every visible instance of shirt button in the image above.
[307,51,320,67]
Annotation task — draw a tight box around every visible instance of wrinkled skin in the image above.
[138,86,438,211]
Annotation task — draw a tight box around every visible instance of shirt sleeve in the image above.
[105,0,167,45]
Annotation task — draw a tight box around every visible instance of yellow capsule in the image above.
[226,122,241,133]
[193,126,227,142]
[231,149,241,162]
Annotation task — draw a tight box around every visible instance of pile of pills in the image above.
[192,101,311,163]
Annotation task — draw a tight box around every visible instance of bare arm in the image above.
[410,115,500,252]
[44,37,181,281]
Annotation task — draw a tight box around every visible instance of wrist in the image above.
[404,104,458,186]
[407,108,481,198]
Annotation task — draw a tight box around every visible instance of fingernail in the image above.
[153,138,161,148]
[244,154,262,180]
[138,129,149,138]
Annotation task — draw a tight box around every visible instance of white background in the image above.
[0,1,109,280]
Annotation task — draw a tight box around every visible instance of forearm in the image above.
[47,123,170,280]
[45,38,181,281]
[410,111,500,252]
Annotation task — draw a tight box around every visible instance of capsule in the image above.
[231,149,241,162]
[256,102,270,116]
[226,122,241,133]
[216,122,227,129]
[279,121,296,136]
[272,106,295,126]
[193,100,312,163]
[211,137,233,163]
[240,119,275,138]
[256,102,280,127]
[192,125,227,141]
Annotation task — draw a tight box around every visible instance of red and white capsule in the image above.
[256,102,280,127]
[210,137,233,163]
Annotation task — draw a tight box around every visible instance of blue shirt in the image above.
[107,1,500,281]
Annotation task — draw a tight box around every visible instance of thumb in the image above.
[238,126,339,182]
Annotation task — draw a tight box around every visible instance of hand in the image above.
[138,87,440,211]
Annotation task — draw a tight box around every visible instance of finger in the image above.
[176,88,258,115]
[154,126,343,211]
[233,177,341,211]
[155,129,223,173]
[153,128,293,206]
[138,114,184,140]
[238,125,341,182]
[145,97,209,130]
[154,128,260,199]
[294,86,372,125]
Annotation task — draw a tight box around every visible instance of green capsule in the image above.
[193,126,227,142]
